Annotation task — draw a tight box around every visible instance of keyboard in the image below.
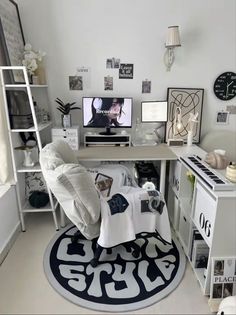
[180,155,236,191]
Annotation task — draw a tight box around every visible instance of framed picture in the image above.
[210,257,236,302]
[165,88,204,143]
[0,0,25,82]
[216,110,229,124]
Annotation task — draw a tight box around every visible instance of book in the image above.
[192,240,209,269]
[190,228,204,261]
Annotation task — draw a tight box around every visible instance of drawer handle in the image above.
[183,216,186,222]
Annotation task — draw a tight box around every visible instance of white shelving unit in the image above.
[167,145,236,296]
[0,66,59,231]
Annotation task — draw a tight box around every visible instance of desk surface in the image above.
[77,144,177,161]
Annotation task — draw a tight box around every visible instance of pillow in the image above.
[57,164,101,226]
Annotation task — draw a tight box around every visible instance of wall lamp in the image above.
[164,26,181,71]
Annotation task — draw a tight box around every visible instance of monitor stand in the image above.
[99,127,116,136]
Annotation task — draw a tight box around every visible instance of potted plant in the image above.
[55,97,80,128]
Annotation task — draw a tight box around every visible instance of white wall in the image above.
[17,0,236,139]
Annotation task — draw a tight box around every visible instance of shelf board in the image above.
[5,84,48,88]
[17,162,41,173]
[11,121,52,133]
[21,199,58,213]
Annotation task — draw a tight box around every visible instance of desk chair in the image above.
[40,140,170,267]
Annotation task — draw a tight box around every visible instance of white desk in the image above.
[76,144,177,195]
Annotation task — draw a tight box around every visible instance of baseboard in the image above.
[0,221,21,265]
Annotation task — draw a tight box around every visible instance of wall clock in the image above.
[213,71,236,100]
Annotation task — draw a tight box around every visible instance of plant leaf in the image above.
[55,98,65,106]
[57,107,66,114]
[70,107,81,110]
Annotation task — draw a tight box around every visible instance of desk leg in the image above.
[160,160,166,196]
[60,206,66,228]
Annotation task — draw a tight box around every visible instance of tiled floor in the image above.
[0,212,212,314]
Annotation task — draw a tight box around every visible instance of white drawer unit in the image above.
[51,126,79,150]
[193,182,216,247]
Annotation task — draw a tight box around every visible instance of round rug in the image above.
[44,225,186,312]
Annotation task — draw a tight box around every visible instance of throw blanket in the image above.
[97,186,171,248]
[87,164,171,247]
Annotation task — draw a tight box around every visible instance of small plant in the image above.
[55,98,81,115]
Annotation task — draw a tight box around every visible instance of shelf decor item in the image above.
[22,43,46,84]
[55,97,80,128]
[14,145,36,167]
[186,170,195,204]
[29,190,49,208]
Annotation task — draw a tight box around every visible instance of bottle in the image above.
[187,131,193,146]
[133,118,142,144]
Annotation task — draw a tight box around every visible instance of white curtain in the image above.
[0,77,14,184]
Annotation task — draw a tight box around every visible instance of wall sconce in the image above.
[174,106,183,137]
[164,26,181,71]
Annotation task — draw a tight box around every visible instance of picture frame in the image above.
[210,257,236,302]
[165,88,204,143]
[0,0,25,83]
[216,110,230,125]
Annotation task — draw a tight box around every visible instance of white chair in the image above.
[40,140,171,266]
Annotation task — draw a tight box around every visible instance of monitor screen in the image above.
[141,101,168,122]
[83,97,132,134]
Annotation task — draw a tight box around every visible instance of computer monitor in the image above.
[141,101,168,122]
[83,97,132,135]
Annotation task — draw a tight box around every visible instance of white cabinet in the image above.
[167,145,236,296]
[52,126,79,150]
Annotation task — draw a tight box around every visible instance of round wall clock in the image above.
[213,71,236,100]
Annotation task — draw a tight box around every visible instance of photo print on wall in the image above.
[142,80,151,93]
[119,64,134,79]
[106,57,120,69]
[104,76,113,91]
[69,76,83,90]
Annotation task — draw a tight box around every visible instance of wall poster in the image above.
[0,0,25,82]
[210,257,236,301]
[119,64,134,79]
[165,87,204,143]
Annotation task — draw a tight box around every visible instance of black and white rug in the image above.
[44,225,186,312]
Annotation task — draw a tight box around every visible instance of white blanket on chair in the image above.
[97,186,172,248]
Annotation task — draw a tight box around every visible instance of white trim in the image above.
[0,184,11,198]
[0,221,21,265]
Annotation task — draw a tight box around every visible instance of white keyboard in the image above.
[180,155,236,191]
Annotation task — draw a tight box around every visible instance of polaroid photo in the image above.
[216,110,230,124]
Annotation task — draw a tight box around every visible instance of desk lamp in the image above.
[173,106,183,137]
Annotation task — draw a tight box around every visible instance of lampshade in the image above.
[165,26,181,47]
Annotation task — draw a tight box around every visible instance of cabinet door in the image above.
[193,182,216,247]
[167,186,180,230]
[178,208,191,252]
